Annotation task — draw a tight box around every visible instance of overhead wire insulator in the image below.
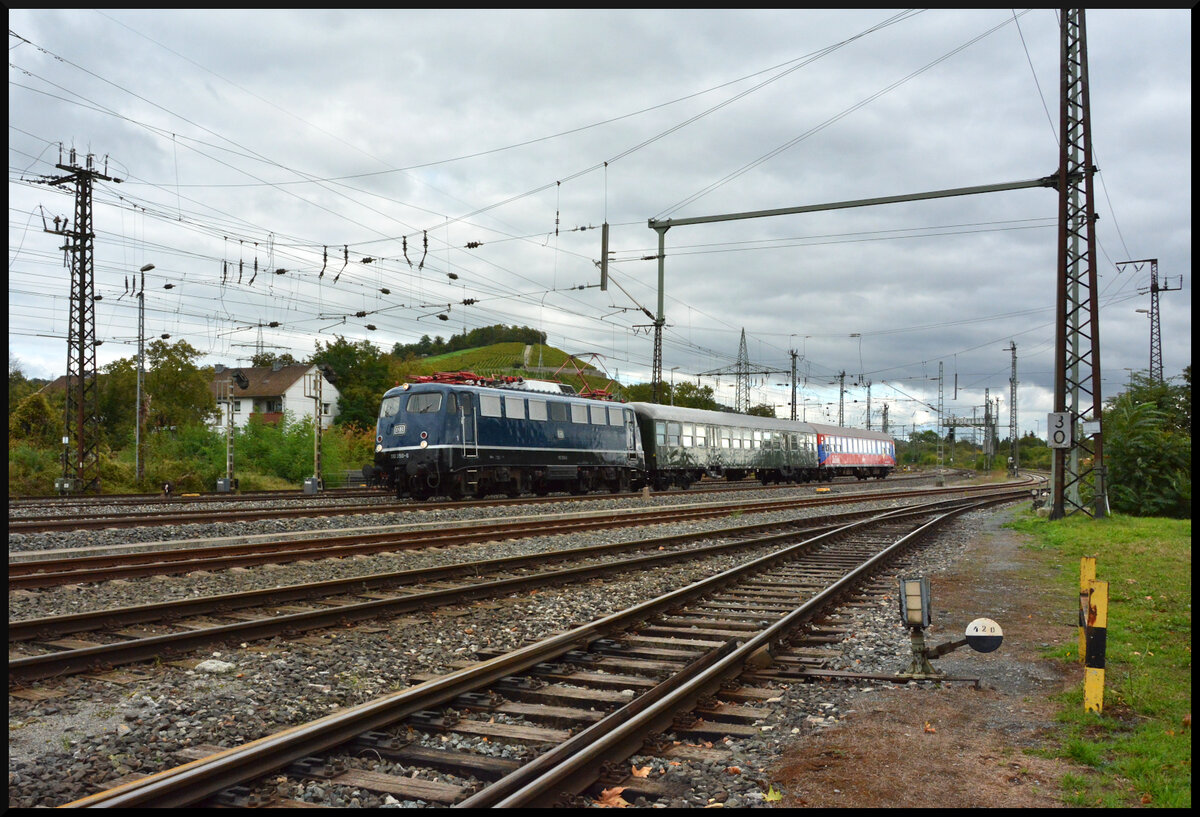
[465,241,482,249]
[335,245,347,284]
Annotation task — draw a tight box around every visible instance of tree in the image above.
[250,351,298,368]
[9,354,39,414]
[97,357,138,444]
[9,391,59,448]
[311,336,390,430]
[1102,368,1191,518]
[746,403,777,417]
[144,340,218,430]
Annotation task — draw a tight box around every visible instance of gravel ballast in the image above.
[9,482,1010,808]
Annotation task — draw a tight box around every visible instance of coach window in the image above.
[571,403,588,424]
[655,421,667,446]
[667,422,681,446]
[480,395,502,418]
[720,428,730,448]
[505,396,525,420]
[681,423,692,447]
[695,426,707,448]
[528,399,547,421]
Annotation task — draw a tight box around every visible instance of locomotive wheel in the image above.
[447,475,469,501]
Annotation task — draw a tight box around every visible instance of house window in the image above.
[322,403,330,415]
[232,400,241,412]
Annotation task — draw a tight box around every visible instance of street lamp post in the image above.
[135,263,155,483]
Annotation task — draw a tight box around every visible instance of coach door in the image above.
[459,393,478,457]
[625,410,640,461]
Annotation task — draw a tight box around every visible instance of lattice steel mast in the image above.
[1050,9,1107,519]
[42,149,120,494]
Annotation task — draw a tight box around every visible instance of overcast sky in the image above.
[8,9,1191,438]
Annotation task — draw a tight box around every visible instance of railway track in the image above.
[8,472,939,533]
[8,503,919,683]
[62,490,1015,808]
[9,478,1021,588]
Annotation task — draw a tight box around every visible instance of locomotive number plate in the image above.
[393,424,406,435]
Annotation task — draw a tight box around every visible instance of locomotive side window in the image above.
[549,401,568,422]
[528,399,547,421]
[589,405,606,425]
[505,396,525,420]
[380,396,402,417]
[408,393,443,414]
[480,395,502,418]
[571,403,588,424]
[608,406,623,425]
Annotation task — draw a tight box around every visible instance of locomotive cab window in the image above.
[408,393,443,414]
[446,393,457,414]
[380,396,402,417]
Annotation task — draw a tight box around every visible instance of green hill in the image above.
[409,343,626,399]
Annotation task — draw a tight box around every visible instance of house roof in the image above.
[209,364,322,399]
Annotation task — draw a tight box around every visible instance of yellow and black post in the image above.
[1083,578,1108,713]
[1078,555,1096,662]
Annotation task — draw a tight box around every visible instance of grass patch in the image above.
[1007,512,1191,807]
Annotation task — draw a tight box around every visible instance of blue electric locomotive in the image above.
[374,373,645,499]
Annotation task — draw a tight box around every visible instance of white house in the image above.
[209,363,340,430]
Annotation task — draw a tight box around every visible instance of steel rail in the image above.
[474,500,991,808]
[8,471,942,533]
[62,491,1021,808]
[10,508,872,644]
[10,477,1031,587]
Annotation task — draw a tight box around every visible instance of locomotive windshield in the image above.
[407,393,442,414]
[379,391,443,418]
[379,396,402,417]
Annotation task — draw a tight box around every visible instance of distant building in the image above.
[209,363,339,430]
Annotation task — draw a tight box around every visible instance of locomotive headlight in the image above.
[419,440,428,449]
[375,444,382,453]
